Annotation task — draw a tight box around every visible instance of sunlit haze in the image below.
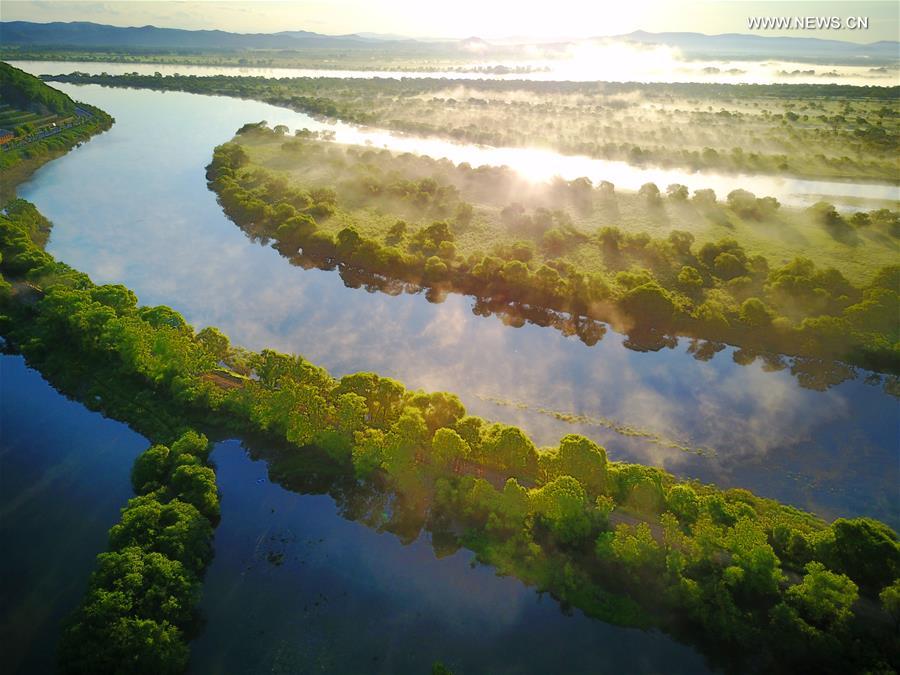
[2,0,898,42]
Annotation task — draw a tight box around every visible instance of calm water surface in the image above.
[191,441,712,674]
[16,83,897,527]
[3,75,898,674]
[0,355,147,674]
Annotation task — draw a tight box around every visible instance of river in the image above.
[2,77,898,673]
[10,62,899,211]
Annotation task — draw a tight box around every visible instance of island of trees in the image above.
[3,198,898,673]
[58,430,219,675]
[204,125,899,380]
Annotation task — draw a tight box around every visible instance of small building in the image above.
[0,129,14,145]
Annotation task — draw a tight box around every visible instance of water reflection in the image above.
[15,84,899,527]
[283,243,879,394]
[0,356,713,674]
[191,439,714,674]
[0,356,147,675]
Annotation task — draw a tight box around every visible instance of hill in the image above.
[1,21,898,66]
[0,20,419,51]
[0,60,75,116]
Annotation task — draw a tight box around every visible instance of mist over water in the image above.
[10,46,900,85]
[13,82,898,528]
[12,65,900,211]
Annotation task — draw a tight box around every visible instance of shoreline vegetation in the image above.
[2,198,899,673]
[205,125,900,381]
[0,63,114,202]
[1,47,546,74]
[43,71,900,183]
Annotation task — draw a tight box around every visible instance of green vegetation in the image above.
[0,62,114,201]
[58,431,219,675]
[48,71,900,182]
[0,46,524,73]
[1,60,76,115]
[206,127,900,377]
[3,199,898,673]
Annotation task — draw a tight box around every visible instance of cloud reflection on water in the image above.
[19,83,899,526]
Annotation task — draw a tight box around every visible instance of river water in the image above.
[0,355,147,674]
[3,77,898,673]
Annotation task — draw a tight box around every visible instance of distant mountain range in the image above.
[1,21,897,64]
[0,21,423,51]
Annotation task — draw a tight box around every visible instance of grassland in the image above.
[241,133,898,285]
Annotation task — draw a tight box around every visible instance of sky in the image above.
[1,0,898,42]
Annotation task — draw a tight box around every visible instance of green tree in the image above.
[713,252,749,280]
[880,579,900,627]
[554,434,608,496]
[739,297,774,327]
[726,518,784,598]
[611,523,664,573]
[620,283,675,326]
[787,561,858,629]
[351,428,386,478]
[59,613,188,675]
[196,326,230,361]
[87,546,199,626]
[531,476,592,545]
[824,517,900,591]
[667,484,700,524]
[169,464,220,522]
[131,445,172,494]
[677,265,704,290]
[479,423,538,477]
[432,427,470,470]
[109,497,213,572]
